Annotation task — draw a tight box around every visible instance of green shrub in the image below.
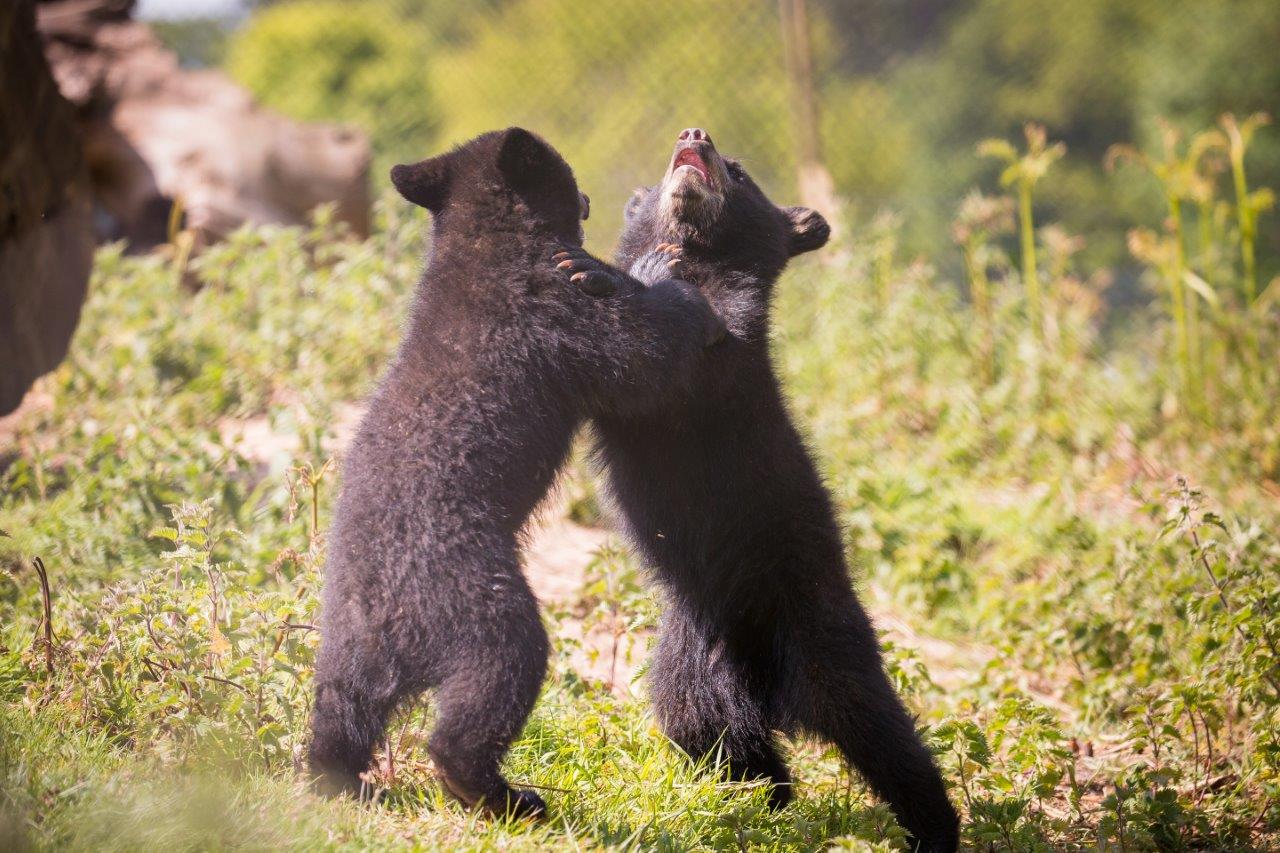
[226,1,437,164]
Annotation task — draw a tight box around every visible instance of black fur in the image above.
[594,130,960,851]
[309,128,720,818]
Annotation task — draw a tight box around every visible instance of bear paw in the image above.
[502,787,548,820]
[474,785,547,821]
[629,242,683,286]
[552,247,617,297]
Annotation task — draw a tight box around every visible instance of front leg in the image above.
[553,243,682,292]
[541,246,720,414]
[630,244,725,345]
[549,246,725,347]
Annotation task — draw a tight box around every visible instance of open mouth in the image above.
[671,147,709,182]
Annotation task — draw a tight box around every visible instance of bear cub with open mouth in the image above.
[594,128,961,852]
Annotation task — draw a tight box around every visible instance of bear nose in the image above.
[678,128,710,144]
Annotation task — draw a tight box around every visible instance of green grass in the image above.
[2,148,1279,851]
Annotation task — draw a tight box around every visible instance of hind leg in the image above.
[649,604,792,807]
[427,580,550,819]
[309,629,403,798]
[796,607,959,852]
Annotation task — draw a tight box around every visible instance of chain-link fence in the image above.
[211,0,809,250]
[147,0,1280,265]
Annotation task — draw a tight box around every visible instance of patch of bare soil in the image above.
[216,402,365,464]
[0,385,55,450]
[522,512,650,695]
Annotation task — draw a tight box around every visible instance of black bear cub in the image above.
[594,128,961,851]
[309,128,721,818]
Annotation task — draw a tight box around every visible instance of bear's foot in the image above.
[490,787,548,820]
[309,767,366,800]
[436,771,548,821]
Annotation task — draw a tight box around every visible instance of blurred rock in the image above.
[0,0,372,414]
[38,0,372,250]
[1,0,95,415]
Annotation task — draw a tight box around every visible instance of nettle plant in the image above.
[1110,113,1277,428]
[575,542,657,696]
[952,191,1015,384]
[1161,479,1280,707]
[978,123,1066,343]
[932,697,1076,851]
[29,501,321,768]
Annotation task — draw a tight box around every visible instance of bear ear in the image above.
[782,206,831,257]
[496,127,568,196]
[624,187,650,222]
[390,156,451,213]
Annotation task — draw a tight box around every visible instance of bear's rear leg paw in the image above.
[435,766,548,821]
[492,787,548,821]
[309,766,365,800]
[445,781,548,821]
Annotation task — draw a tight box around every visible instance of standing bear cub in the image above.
[594,129,960,851]
[309,128,722,818]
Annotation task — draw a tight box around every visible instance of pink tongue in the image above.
[675,150,707,178]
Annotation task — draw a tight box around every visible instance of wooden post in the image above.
[778,0,836,211]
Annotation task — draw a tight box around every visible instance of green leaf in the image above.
[1183,271,1219,307]
[978,138,1018,163]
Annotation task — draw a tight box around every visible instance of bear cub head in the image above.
[619,128,830,277]
[391,127,590,245]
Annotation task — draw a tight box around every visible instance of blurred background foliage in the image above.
[155,0,1278,277]
[224,1,439,154]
